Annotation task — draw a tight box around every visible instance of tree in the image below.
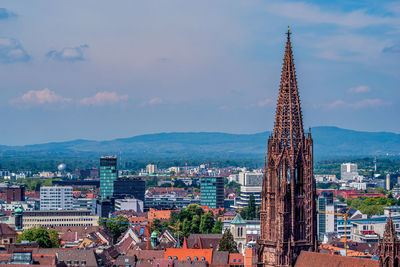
[182,218,191,237]
[17,227,59,248]
[200,212,214,234]
[190,215,201,234]
[99,216,129,242]
[247,194,256,220]
[240,207,248,220]
[218,229,238,253]
[150,218,163,234]
[48,229,60,248]
[211,219,223,234]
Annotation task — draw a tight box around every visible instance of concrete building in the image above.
[234,171,262,208]
[146,163,157,175]
[349,182,367,190]
[14,210,99,230]
[72,198,96,214]
[40,186,73,210]
[314,174,338,183]
[145,195,200,210]
[341,163,358,181]
[238,171,263,186]
[115,198,144,212]
[386,173,391,191]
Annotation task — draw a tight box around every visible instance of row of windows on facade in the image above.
[25,223,95,227]
[59,260,86,265]
[24,218,95,222]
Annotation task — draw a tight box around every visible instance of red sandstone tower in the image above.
[258,28,317,267]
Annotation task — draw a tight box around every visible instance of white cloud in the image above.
[11,88,70,106]
[148,97,163,105]
[348,85,370,93]
[265,1,397,28]
[80,91,128,106]
[0,38,30,63]
[325,98,390,109]
[257,98,273,107]
[46,44,88,62]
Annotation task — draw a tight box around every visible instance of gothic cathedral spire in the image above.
[258,28,317,267]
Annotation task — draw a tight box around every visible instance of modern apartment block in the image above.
[100,156,118,199]
[200,176,224,209]
[40,186,73,211]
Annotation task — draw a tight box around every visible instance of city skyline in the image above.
[0,0,399,145]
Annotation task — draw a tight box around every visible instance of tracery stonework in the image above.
[378,210,400,267]
[257,28,318,267]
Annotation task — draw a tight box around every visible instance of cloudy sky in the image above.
[0,0,399,145]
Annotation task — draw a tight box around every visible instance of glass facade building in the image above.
[113,177,145,201]
[200,176,224,209]
[100,156,118,199]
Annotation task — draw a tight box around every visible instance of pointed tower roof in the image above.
[231,213,246,225]
[273,27,304,147]
[382,207,398,243]
[182,236,188,249]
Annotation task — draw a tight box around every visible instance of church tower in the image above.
[378,209,400,267]
[258,28,317,267]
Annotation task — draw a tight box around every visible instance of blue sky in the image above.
[0,0,399,145]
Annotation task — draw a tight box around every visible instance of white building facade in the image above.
[40,186,73,210]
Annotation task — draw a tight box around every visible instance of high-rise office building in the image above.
[100,156,118,199]
[113,177,145,201]
[341,163,358,181]
[317,191,335,239]
[40,186,73,210]
[200,177,224,209]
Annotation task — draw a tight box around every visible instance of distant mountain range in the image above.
[1,126,399,159]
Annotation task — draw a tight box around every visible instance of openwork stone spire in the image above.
[378,207,400,266]
[273,27,304,149]
[258,28,317,267]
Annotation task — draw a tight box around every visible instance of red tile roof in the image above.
[295,251,379,267]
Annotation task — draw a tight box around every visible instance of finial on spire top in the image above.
[287,26,291,39]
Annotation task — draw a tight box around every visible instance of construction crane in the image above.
[318,209,351,256]
[100,218,151,250]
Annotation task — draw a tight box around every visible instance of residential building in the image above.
[113,177,145,201]
[341,163,358,181]
[100,156,118,199]
[200,177,224,209]
[40,186,73,211]
[146,163,157,175]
